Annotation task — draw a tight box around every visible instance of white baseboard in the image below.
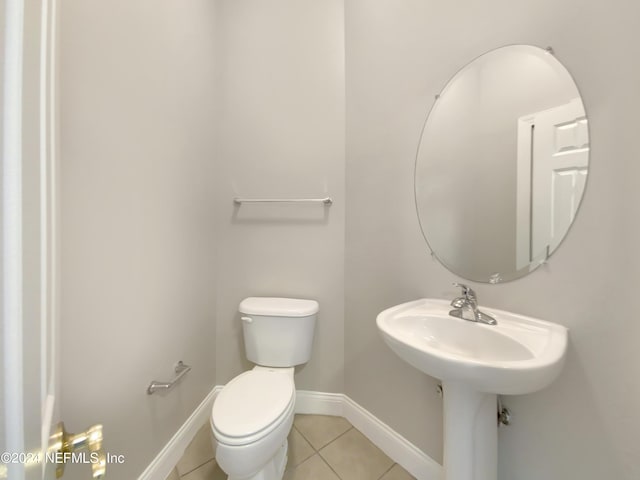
[296,390,442,480]
[342,396,443,480]
[295,390,344,416]
[137,386,222,480]
[141,387,441,480]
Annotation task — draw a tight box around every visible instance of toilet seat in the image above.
[212,370,295,446]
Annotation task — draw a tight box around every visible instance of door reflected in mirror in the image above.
[415,45,589,283]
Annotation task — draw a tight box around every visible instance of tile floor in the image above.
[166,414,416,480]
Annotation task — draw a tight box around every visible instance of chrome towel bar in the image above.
[233,197,333,205]
[147,361,191,395]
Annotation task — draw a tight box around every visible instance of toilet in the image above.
[210,297,318,480]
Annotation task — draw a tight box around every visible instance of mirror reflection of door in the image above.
[415,45,590,282]
[516,98,589,270]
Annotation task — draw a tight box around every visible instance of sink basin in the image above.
[376,298,567,395]
[377,299,568,479]
[377,299,568,480]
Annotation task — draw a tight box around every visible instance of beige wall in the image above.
[213,0,345,393]
[345,0,640,478]
[59,1,217,478]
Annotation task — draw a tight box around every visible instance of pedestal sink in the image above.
[376,299,568,480]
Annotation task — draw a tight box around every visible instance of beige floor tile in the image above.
[287,427,315,467]
[176,424,216,476]
[181,459,227,480]
[379,464,416,480]
[293,414,352,450]
[319,428,394,480]
[284,454,340,480]
[165,467,180,480]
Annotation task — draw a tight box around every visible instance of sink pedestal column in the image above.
[442,381,498,480]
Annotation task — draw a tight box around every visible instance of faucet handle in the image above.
[452,282,475,299]
[450,297,466,308]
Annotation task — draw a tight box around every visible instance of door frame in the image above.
[1,0,59,478]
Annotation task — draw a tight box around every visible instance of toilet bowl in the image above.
[210,297,318,480]
[211,367,295,480]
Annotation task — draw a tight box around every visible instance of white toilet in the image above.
[210,297,318,480]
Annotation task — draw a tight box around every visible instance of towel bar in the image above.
[233,197,332,205]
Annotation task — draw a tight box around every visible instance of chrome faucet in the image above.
[449,283,497,325]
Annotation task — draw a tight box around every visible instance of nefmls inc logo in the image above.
[47,452,100,464]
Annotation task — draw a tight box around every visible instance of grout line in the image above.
[175,424,216,478]
[293,417,354,452]
[178,456,216,478]
[167,467,179,480]
[315,425,406,480]
[317,452,344,480]
[316,427,356,480]
[292,424,315,452]
[287,426,314,470]
[180,458,215,479]
[376,462,397,480]
[292,416,357,479]
[316,425,354,452]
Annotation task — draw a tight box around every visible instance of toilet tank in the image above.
[239,297,318,367]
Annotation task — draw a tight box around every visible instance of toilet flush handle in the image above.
[241,316,253,324]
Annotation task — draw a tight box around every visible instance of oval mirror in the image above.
[415,45,589,283]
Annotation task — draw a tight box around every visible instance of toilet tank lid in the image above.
[239,297,319,317]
